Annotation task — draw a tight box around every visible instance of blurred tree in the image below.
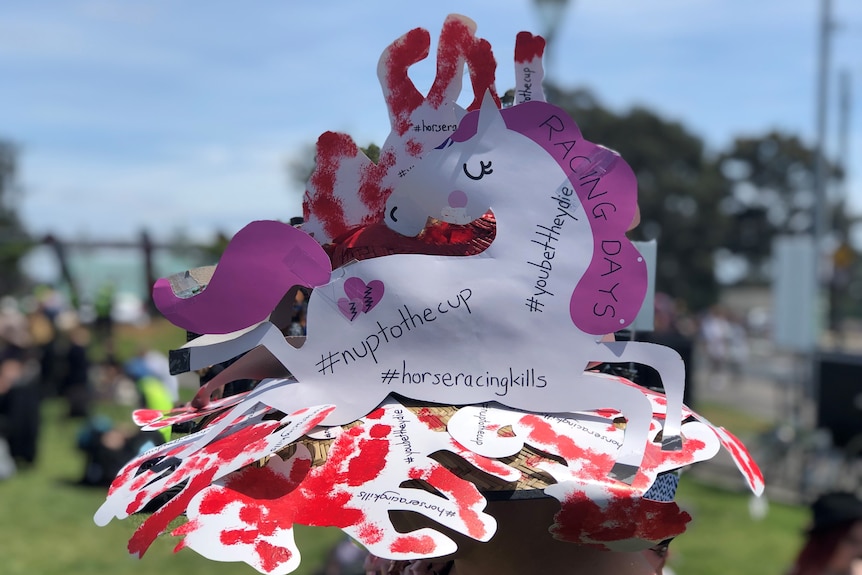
[196,230,231,265]
[715,131,845,283]
[546,85,730,311]
[0,140,32,295]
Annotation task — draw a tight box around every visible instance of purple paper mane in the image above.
[451,101,646,335]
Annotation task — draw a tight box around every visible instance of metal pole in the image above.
[837,70,850,208]
[812,0,832,268]
[532,0,571,76]
[801,0,834,497]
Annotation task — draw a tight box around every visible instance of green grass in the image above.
[0,398,343,575]
[671,479,808,574]
[691,401,775,441]
[90,318,189,364]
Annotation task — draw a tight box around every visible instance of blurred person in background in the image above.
[93,280,116,342]
[130,346,179,404]
[699,304,732,390]
[788,491,862,575]
[75,355,173,486]
[0,296,42,473]
[59,324,93,418]
[26,293,60,399]
[76,413,166,487]
[123,355,174,441]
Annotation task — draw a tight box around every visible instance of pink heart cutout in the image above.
[337,297,365,322]
[343,277,385,313]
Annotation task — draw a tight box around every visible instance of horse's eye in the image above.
[463,160,494,181]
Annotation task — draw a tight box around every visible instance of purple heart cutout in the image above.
[343,277,385,313]
[337,297,365,322]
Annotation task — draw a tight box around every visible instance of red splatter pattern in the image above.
[304,14,504,245]
[306,131,361,242]
[416,407,446,430]
[132,392,250,430]
[514,31,546,64]
[173,401,508,572]
[714,426,765,494]
[408,465,486,539]
[518,415,615,480]
[128,419,279,556]
[552,483,691,547]
[382,26,430,136]
[390,534,436,555]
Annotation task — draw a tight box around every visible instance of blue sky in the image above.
[3,0,862,246]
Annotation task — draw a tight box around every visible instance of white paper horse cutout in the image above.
[175,94,686,483]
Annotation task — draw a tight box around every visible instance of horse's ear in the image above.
[476,89,506,140]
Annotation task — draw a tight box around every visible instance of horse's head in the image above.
[384,92,506,237]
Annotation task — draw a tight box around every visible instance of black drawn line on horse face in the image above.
[462,159,493,180]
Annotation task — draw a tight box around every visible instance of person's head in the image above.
[389,495,672,575]
[791,492,862,575]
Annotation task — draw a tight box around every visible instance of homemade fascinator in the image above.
[95,15,764,575]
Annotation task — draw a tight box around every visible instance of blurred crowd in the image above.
[0,284,176,483]
[0,279,820,493]
[0,284,755,483]
[1,281,860,573]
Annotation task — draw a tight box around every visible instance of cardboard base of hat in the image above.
[277,394,586,500]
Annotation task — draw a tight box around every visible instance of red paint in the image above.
[519,415,614,479]
[358,521,385,544]
[239,502,265,525]
[221,527,258,546]
[181,421,388,549]
[408,465,486,539]
[307,131,360,241]
[127,420,280,555]
[465,39,498,111]
[172,405,503,564]
[109,442,185,495]
[427,17,476,108]
[524,455,545,468]
[552,485,691,545]
[255,540,293,573]
[405,139,422,157]
[514,32,546,64]
[445,438,516,479]
[357,150,393,223]
[130,470,216,557]
[718,427,764,489]
[415,408,445,430]
[132,409,163,425]
[383,27,429,135]
[287,456,313,488]
[346,435,390,486]
[631,433,707,490]
[390,534,436,555]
